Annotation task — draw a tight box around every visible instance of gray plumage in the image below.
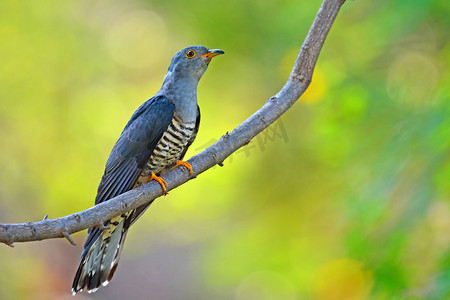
[72,46,224,295]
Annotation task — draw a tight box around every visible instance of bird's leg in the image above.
[170,160,193,174]
[147,172,168,194]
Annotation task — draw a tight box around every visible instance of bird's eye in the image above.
[185,50,196,58]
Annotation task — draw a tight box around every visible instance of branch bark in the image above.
[0,0,346,246]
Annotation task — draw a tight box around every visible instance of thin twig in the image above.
[4,241,14,248]
[62,231,77,246]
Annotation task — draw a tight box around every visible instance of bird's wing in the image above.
[95,95,174,204]
[83,95,174,250]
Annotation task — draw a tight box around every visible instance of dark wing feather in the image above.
[95,95,174,204]
[83,95,174,251]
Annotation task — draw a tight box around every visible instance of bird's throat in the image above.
[159,72,199,123]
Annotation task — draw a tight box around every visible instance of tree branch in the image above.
[0,0,346,246]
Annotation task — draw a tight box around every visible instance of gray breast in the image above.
[136,117,196,184]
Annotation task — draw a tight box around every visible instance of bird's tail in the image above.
[72,217,128,295]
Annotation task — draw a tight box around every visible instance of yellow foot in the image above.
[170,160,193,174]
[147,172,168,194]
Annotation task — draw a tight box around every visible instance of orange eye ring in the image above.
[185,49,196,58]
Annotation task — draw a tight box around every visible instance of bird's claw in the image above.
[148,172,168,194]
[170,160,193,175]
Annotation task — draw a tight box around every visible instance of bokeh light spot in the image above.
[426,201,450,249]
[280,51,330,105]
[105,10,167,69]
[387,52,439,107]
[312,258,373,300]
[301,68,328,105]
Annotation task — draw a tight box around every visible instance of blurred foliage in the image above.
[0,0,449,299]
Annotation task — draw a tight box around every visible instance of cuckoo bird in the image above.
[72,46,224,294]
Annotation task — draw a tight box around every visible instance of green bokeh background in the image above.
[1,0,449,299]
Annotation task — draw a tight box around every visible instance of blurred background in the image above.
[0,0,449,299]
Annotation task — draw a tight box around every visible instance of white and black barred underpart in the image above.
[135,115,197,184]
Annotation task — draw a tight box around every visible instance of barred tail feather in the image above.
[72,220,128,295]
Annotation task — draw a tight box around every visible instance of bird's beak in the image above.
[200,49,225,59]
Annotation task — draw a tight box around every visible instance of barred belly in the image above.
[135,116,196,185]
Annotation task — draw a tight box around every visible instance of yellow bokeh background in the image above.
[0,0,449,299]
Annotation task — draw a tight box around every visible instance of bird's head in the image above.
[167,46,225,80]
